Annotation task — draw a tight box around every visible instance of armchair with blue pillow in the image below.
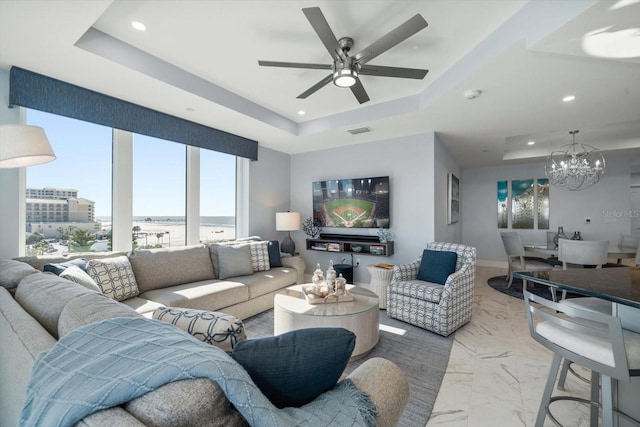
[387,242,477,336]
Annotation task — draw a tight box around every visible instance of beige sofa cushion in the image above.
[139,280,249,312]
[0,259,38,291]
[58,292,141,337]
[121,297,166,317]
[128,245,215,293]
[14,272,95,338]
[231,268,299,299]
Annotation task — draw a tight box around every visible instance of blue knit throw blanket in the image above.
[19,317,377,427]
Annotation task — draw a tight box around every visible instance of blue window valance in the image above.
[9,66,258,161]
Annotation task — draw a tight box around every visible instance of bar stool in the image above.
[523,290,640,427]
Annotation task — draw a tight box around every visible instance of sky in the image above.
[26,109,236,217]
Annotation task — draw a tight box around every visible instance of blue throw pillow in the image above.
[268,240,283,267]
[417,249,457,285]
[43,258,88,275]
[231,328,355,408]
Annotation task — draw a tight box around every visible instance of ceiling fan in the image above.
[258,7,429,104]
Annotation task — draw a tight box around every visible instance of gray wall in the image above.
[289,133,439,284]
[434,133,462,243]
[0,69,23,259]
[248,145,291,241]
[462,156,632,264]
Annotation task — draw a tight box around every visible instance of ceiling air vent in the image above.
[347,126,372,135]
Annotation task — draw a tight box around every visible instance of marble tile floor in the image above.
[426,265,592,427]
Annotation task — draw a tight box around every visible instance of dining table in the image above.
[515,268,640,427]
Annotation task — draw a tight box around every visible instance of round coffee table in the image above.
[274,284,379,360]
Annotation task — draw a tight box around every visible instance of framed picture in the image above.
[447,173,460,224]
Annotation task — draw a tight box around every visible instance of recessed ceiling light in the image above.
[563,95,576,102]
[528,141,535,145]
[463,89,482,100]
[131,21,146,31]
[298,110,305,116]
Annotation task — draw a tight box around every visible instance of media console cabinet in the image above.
[305,234,394,257]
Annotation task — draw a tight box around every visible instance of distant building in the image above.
[25,187,99,238]
[26,187,78,200]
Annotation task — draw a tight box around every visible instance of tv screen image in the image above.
[312,176,390,229]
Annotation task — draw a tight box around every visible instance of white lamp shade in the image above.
[0,125,56,168]
[276,212,301,231]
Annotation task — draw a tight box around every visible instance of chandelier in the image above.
[544,130,605,191]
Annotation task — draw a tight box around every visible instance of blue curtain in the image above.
[8,67,258,160]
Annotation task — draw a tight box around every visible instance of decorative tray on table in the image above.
[302,285,354,304]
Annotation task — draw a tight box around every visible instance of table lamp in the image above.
[276,212,301,255]
[0,125,56,168]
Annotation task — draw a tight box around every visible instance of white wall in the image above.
[248,145,291,241]
[0,68,24,259]
[462,156,632,263]
[289,133,438,284]
[434,133,462,243]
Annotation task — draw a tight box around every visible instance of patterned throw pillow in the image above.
[152,307,246,353]
[86,256,140,302]
[249,241,271,272]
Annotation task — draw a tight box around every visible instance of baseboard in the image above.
[476,259,508,269]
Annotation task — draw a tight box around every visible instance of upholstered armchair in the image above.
[386,242,477,337]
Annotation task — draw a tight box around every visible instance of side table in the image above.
[367,264,394,309]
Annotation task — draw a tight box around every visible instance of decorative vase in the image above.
[311,263,324,295]
[553,226,568,248]
[325,260,336,293]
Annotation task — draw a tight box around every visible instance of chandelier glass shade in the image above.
[544,130,605,191]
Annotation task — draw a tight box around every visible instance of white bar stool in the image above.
[523,290,640,427]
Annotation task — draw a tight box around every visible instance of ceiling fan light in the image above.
[333,68,358,88]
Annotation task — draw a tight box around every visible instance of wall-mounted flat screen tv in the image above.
[312,176,390,228]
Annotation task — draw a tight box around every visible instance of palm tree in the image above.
[156,232,165,246]
[69,228,93,251]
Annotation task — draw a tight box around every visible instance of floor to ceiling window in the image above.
[200,149,236,243]
[133,134,186,249]
[25,110,112,255]
[22,110,239,255]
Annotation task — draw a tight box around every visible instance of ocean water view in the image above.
[96,216,236,226]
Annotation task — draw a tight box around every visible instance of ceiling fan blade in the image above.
[350,79,370,104]
[258,60,332,70]
[359,64,428,79]
[354,14,428,64]
[302,7,345,62]
[296,74,333,99]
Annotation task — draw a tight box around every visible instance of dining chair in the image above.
[500,232,553,288]
[617,234,639,263]
[524,289,640,427]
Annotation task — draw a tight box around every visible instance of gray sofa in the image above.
[0,247,410,426]
[14,243,306,320]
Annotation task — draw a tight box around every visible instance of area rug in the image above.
[243,309,454,427]
[487,275,581,300]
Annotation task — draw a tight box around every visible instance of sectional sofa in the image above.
[0,242,410,426]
